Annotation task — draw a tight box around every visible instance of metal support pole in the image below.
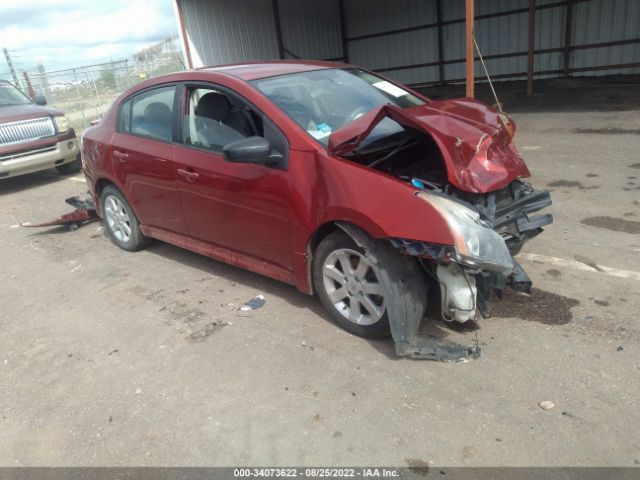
[272,0,285,59]
[22,71,35,99]
[563,0,574,78]
[465,0,475,98]
[437,0,445,84]
[527,0,536,96]
[338,0,349,62]
[3,48,21,88]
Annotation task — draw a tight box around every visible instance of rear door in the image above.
[110,84,187,233]
[173,84,293,270]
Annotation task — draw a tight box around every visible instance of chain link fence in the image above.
[23,37,185,135]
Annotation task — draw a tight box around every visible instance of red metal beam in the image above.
[527,0,536,96]
[346,0,583,43]
[465,0,474,98]
[374,38,640,74]
[407,62,640,88]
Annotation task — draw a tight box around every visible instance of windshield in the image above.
[251,68,425,146]
[0,81,32,107]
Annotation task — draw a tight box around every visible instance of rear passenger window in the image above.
[127,86,176,142]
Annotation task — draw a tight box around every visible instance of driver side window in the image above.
[184,87,262,153]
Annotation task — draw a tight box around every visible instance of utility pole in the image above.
[36,61,49,92]
[3,48,22,88]
[22,71,35,99]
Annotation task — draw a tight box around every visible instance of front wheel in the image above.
[313,230,427,339]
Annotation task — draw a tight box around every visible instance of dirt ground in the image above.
[1,76,639,467]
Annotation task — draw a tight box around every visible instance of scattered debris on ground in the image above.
[241,294,266,311]
[21,196,97,231]
[539,401,555,410]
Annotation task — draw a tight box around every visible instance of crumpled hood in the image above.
[328,98,531,194]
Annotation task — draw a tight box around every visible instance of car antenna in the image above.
[473,35,503,113]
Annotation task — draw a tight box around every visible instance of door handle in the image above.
[177,168,199,182]
[113,150,129,160]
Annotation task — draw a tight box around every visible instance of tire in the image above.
[100,185,150,252]
[313,230,427,340]
[56,155,82,175]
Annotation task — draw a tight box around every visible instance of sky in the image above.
[0,0,179,79]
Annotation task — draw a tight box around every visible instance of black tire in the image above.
[100,185,150,252]
[313,230,427,340]
[56,155,82,175]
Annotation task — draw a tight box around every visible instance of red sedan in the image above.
[81,61,552,358]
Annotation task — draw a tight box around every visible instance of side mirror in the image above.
[34,94,47,106]
[223,136,283,166]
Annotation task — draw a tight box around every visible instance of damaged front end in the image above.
[328,99,553,358]
[403,179,551,322]
[384,181,551,360]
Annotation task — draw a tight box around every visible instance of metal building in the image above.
[173,0,640,95]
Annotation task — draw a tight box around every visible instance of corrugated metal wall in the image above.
[345,0,440,84]
[180,0,280,67]
[179,0,640,83]
[278,0,343,60]
[571,0,640,76]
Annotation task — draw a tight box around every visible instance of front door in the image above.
[174,85,292,270]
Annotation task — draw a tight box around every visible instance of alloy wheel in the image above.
[104,195,132,243]
[322,248,386,325]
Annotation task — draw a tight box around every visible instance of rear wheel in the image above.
[56,155,82,175]
[313,230,427,339]
[100,185,149,251]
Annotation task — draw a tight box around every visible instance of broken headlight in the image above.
[416,192,514,273]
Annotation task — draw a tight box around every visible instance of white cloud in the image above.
[0,0,179,74]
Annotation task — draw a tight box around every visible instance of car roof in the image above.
[198,60,350,81]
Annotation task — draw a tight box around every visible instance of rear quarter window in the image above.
[117,99,132,132]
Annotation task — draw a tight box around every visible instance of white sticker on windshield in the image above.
[308,129,332,140]
[372,80,408,98]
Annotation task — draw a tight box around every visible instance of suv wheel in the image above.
[100,185,149,251]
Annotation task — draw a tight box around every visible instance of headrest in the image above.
[195,92,231,121]
[144,102,172,123]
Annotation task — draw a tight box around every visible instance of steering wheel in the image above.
[345,106,370,124]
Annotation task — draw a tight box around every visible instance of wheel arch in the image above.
[95,177,113,196]
[93,178,114,216]
[94,178,143,222]
[303,220,390,296]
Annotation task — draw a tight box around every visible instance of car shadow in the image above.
[144,240,328,316]
[145,239,480,361]
[0,170,69,195]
